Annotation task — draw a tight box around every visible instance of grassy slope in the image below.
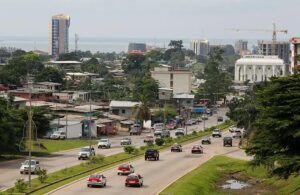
[160,156,300,195]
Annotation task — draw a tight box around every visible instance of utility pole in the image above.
[89,88,92,166]
[28,86,32,189]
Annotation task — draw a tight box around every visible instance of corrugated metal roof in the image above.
[173,94,195,99]
[109,101,140,108]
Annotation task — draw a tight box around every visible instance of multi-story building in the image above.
[235,40,248,54]
[48,14,71,57]
[128,43,146,53]
[190,39,209,56]
[290,37,300,74]
[258,41,290,64]
[151,66,192,94]
[235,55,285,82]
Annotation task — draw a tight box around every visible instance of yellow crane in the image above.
[226,23,288,55]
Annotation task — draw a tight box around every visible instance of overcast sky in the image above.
[0,0,299,40]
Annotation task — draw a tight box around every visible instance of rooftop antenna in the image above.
[75,33,79,52]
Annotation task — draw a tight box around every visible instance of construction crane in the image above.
[226,23,288,55]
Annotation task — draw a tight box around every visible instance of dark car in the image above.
[171,143,182,152]
[145,149,159,161]
[217,116,223,122]
[130,124,141,135]
[201,137,211,144]
[223,137,233,147]
[191,144,203,154]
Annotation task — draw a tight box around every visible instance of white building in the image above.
[235,55,285,82]
[109,101,140,119]
[190,39,209,56]
[290,37,300,74]
[151,67,192,94]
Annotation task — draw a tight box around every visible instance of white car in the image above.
[78,146,95,160]
[121,137,132,145]
[175,128,185,136]
[232,130,242,138]
[212,129,222,138]
[20,160,40,174]
[98,138,111,149]
[50,131,66,140]
[152,123,164,131]
[87,174,107,187]
[154,129,163,137]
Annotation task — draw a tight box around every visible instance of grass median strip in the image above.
[3,121,233,195]
[160,155,300,195]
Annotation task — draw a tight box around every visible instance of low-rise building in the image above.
[65,72,98,83]
[45,61,82,71]
[109,100,140,119]
[235,55,286,82]
[173,93,195,109]
[23,82,61,92]
[9,88,54,101]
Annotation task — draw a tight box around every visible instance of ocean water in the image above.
[0,36,259,53]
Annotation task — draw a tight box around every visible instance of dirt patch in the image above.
[217,172,277,195]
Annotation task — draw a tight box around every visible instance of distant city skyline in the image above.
[0,0,299,40]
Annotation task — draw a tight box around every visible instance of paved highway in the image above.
[0,108,227,191]
[49,130,250,195]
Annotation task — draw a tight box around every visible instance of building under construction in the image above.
[258,40,290,64]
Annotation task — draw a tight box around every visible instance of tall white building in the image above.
[190,39,209,56]
[151,66,192,94]
[48,14,71,57]
[235,55,285,82]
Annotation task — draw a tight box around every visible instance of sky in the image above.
[0,0,299,40]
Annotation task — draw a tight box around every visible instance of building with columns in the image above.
[235,55,285,83]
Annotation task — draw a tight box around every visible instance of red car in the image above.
[166,123,176,130]
[125,173,143,187]
[87,174,107,188]
[117,164,135,175]
[191,144,203,154]
[171,143,183,152]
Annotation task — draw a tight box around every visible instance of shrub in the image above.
[155,138,165,146]
[14,178,27,192]
[165,137,173,143]
[140,146,147,151]
[91,154,105,164]
[123,145,135,154]
[37,168,48,183]
[146,141,154,147]
[133,148,139,155]
[192,131,197,135]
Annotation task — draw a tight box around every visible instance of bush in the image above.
[146,141,154,147]
[123,145,135,154]
[37,168,48,183]
[155,138,165,146]
[165,137,173,143]
[91,154,105,164]
[133,148,139,155]
[14,178,27,192]
[192,131,197,136]
[140,146,147,151]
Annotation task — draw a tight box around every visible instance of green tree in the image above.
[122,54,147,74]
[131,74,158,102]
[58,52,80,61]
[146,50,163,61]
[246,75,300,176]
[168,40,183,49]
[133,95,151,122]
[35,67,65,83]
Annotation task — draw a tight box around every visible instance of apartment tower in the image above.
[190,39,209,57]
[48,14,70,57]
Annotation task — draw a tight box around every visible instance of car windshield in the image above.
[90,174,100,179]
[120,164,129,168]
[128,175,138,180]
[122,138,129,140]
[24,160,36,165]
[81,148,91,152]
[100,139,108,142]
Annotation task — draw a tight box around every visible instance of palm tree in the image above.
[132,95,151,123]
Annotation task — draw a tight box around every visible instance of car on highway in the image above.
[125,173,143,187]
[171,143,183,152]
[143,135,154,144]
[212,129,222,138]
[175,128,185,136]
[232,129,242,138]
[117,164,135,175]
[87,174,107,188]
[201,137,211,144]
[145,149,159,161]
[120,137,132,145]
[78,146,95,160]
[20,160,40,174]
[217,116,224,122]
[223,137,233,147]
[229,125,237,133]
[97,138,111,149]
[50,131,66,140]
[130,124,142,135]
[191,144,203,154]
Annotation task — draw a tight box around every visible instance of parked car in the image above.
[202,115,208,120]
[20,160,40,174]
[97,138,111,149]
[191,144,203,154]
[130,124,142,135]
[117,164,135,175]
[171,143,182,152]
[232,130,242,138]
[87,174,107,187]
[145,149,159,161]
[201,137,211,144]
[154,129,163,137]
[121,137,132,145]
[175,128,185,136]
[229,125,237,133]
[223,137,233,147]
[217,116,223,122]
[125,173,143,187]
[186,119,196,126]
[152,123,164,131]
[161,130,170,138]
[143,135,154,144]
[78,146,95,160]
[50,131,66,140]
[212,129,222,138]
[166,123,176,130]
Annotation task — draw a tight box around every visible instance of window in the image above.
[170,74,173,80]
[170,81,173,87]
[162,92,165,95]
[122,109,126,114]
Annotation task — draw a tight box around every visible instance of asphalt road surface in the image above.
[49,131,250,195]
[0,108,227,191]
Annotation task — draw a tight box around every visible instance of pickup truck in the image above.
[50,131,66,140]
[78,146,95,160]
[97,138,111,149]
[145,149,159,161]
